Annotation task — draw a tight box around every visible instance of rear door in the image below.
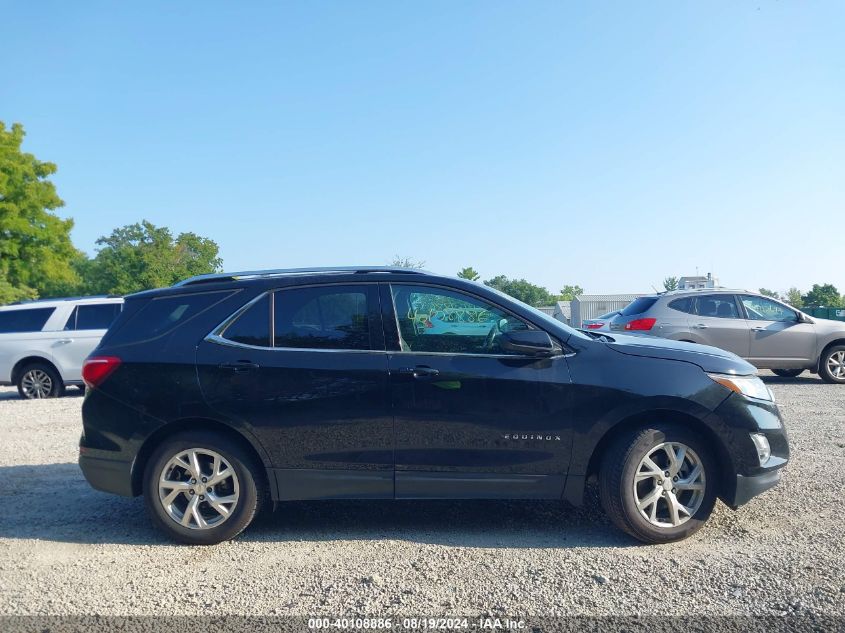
[51,303,122,380]
[383,283,573,500]
[739,295,816,366]
[196,284,394,500]
[688,294,750,357]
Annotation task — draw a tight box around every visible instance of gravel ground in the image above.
[0,372,843,618]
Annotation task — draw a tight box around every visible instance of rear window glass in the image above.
[0,307,55,333]
[668,297,694,314]
[274,286,373,350]
[221,294,271,347]
[695,295,739,319]
[619,297,658,316]
[64,304,122,330]
[108,291,234,345]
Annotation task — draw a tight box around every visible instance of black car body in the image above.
[79,267,789,544]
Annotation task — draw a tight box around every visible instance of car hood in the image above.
[604,333,756,375]
[812,317,845,334]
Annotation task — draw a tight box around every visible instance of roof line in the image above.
[174,266,430,287]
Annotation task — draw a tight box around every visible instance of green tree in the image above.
[484,275,554,306]
[84,220,222,295]
[557,284,584,301]
[663,276,679,292]
[457,267,480,281]
[759,288,781,300]
[784,287,803,308]
[802,283,843,308]
[389,256,425,269]
[0,121,82,302]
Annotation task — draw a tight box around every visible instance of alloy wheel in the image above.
[21,369,53,399]
[158,448,240,529]
[633,442,706,528]
[827,351,845,380]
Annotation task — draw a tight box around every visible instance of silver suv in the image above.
[0,296,123,398]
[607,289,845,383]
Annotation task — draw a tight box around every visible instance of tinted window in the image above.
[0,307,55,333]
[64,304,122,330]
[619,297,658,316]
[274,286,373,350]
[741,295,797,322]
[221,294,271,347]
[695,295,739,319]
[668,297,694,314]
[391,285,530,355]
[108,291,234,345]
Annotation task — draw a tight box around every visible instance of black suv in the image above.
[79,267,788,545]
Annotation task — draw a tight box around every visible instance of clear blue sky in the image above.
[2,1,842,295]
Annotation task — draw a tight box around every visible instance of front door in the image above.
[196,284,394,499]
[739,295,816,366]
[689,294,751,357]
[382,283,573,500]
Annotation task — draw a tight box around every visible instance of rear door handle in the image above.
[57,338,74,344]
[398,366,440,379]
[218,361,260,373]
[692,324,708,329]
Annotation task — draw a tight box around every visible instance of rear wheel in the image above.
[599,425,718,544]
[772,368,804,378]
[143,431,265,545]
[17,362,65,399]
[819,345,845,384]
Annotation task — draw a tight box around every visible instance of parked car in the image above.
[607,289,845,383]
[79,267,788,545]
[0,296,123,399]
[581,311,620,331]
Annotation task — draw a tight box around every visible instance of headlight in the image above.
[708,373,774,402]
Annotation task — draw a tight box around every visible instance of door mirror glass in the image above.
[499,330,556,356]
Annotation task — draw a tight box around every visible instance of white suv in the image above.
[0,296,123,399]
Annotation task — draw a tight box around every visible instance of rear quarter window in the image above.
[619,297,658,316]
[0,307,56,333]
[106,290,234,345]
[667,297,694,314]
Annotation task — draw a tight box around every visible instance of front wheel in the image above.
[599,425,718,544]
[772,368,804,378]
[17,362,65,399]
[143,432,265,545]
[820,345,845,384]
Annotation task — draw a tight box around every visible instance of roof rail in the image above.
[8,295,118,305]
[174,266,430,287]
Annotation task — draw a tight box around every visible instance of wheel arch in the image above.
[817,338,845,372]
[130,418,274,498]
[566,408,735,506]
[11,355,61,385]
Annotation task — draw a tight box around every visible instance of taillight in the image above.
[82,356,122,388]
[586,323,603,329]
[625,318,657,331]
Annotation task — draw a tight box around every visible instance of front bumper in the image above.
[728,467,784,507]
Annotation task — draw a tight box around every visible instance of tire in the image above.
[16,362,65,399]
[599,424,718,544]
[143,431,265,545]
[819,345,845,384]
[772,368,804,378]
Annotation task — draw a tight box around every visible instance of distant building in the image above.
[678,273,718,290]
[570,294,643,328]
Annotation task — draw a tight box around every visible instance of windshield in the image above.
[483,285,591,341]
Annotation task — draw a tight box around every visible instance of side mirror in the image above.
[797,312,814,324]
[499,330,557,356]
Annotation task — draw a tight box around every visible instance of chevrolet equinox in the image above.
[78,267,789,545]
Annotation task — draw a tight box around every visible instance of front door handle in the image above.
[692,324,709,329]
[57,338,74,344]
[218,361,260,373]
[399,366,440,379]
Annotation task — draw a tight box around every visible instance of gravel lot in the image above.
[1,372,843,618]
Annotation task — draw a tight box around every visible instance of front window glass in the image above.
[274,286,372,350]
[0,307,55,333]
[391,285,530,355]
[695,295,740,319]
[741,295,798,322]
[222,294,271,347]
